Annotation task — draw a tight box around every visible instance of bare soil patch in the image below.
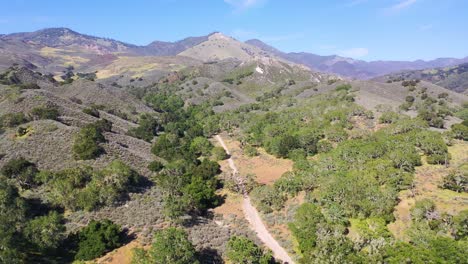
[216,133,293,185]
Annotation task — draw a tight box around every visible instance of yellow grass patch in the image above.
[388,140,468,240]
[96,57,184,79]
[96,240,144,264]
[40,47,89,66]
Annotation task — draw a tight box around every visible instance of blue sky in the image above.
[1,0,467,61]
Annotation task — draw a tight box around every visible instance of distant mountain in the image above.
[143,34,213,56]
[1,27,136,54]
[178,33,277,62]
[246,39,468,79]
[375,63,468,94]
[2,28,467,80]
[0,28,213,56]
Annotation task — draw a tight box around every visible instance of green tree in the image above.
[190,136,213,156]
[24,211,65,251]
[289,203,325,256]
[74,220,122,261]
[226,236,275,264]
[132,227,198,264]
[1,158,38,189]
[72,123,105,160]
[211,146,228,161]
[0,176,27,263]
[127,114,160,142]
[452,210,468,240]
[451,123,468,141]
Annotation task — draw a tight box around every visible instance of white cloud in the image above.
[389,0,419,11]
[224,0,266,9]
[338,48,369,58]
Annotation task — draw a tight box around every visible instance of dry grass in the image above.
[40,47,90,67]
[96,56,185,79]
[388,140,468,240]
[215,133,293,185]
[96,240,147,264]
[213,189,244,218]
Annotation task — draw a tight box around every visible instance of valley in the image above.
[0,25,467,264]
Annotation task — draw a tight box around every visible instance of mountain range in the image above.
[2,27,467,80]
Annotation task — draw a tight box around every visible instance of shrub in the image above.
[226,236,274,264]
[24,211,65,250]
[335,84,352,91]
[74,220,123,261]
[132,227,197,264]
[82,107,100,118]
[441,170,467,193]
[244,145,258,157]
[379,112,400,124]
[402,79,420,87]
[1,112,29,127]
[148,160,164,172]
[411,199,436,221]
[317,140,332,153]
[127,114,160,142]
[48,161,140,211]
[405,96,415,103]
[452,210,468,239]
[451,124,468,141]
[72,123,106,160]
[0,157,38,188]
[16,126,30,137]
[18,83,40,89]
[211,146,228,161]
[438,92,449,99]
[251,185,286,213]
[30,105,60,120]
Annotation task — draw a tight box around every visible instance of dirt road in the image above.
[215,135,295,264]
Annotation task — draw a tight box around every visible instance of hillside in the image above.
[375,63,468,94]
[0,28,467,264]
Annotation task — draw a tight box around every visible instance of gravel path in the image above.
[215,135,295,264]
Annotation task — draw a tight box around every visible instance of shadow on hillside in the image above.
[198,247,224,264]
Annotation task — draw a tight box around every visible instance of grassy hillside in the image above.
[377,63,468,94]
[0,30,467,263]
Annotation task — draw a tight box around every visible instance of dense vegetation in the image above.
[1,60,467,264]
[219,86,467,263]
[0,173,124,263]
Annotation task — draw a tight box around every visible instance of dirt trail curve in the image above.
[215,135,295,264]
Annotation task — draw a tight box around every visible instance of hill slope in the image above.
[246,39,468,79]
[375,63,468,94]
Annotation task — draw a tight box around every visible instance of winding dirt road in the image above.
[215,135,295,264]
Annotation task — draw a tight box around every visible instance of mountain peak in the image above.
[208,32,232,41]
